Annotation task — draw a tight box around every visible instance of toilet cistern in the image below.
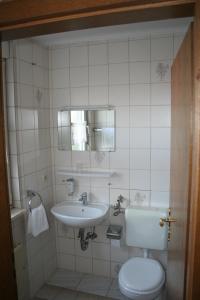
[79,192,88,206]
[118,207,168,300]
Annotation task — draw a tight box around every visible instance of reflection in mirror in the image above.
[58,107,115,152]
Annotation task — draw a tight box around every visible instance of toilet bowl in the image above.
[118,257,165,300]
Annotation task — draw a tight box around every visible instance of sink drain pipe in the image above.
[78,227,97,251]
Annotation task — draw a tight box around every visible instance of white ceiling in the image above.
[33,17,193,46]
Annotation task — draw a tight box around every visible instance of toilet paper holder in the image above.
[106,225,122,240]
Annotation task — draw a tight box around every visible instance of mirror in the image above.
[58,107,115,152]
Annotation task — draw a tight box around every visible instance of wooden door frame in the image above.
[0,0,199,299]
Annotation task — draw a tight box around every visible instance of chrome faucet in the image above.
[113,195,124,216]
[79,192,88,206]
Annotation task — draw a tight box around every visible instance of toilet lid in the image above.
[119,257,165,293]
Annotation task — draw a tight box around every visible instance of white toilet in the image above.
[118,208,168,300]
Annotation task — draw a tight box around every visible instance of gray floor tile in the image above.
[36,284,62,299]
[107,279,129,300]
[76,291,111,300]
[77,274,112,296]
[107,289,129,300]
[54,289,78,300]
[47,269,83,289]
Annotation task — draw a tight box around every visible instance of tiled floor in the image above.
[35,269,129,300]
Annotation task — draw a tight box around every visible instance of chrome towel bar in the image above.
[27,190,43,213]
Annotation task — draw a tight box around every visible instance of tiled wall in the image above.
[49,30,184,278]
[6,39,57,298]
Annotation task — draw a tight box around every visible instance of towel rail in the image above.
[27,190,42,213]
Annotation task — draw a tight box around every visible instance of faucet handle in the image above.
[117,195,124,203]
[81,192,87,197]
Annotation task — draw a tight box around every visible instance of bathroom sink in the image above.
[51,201,109,227]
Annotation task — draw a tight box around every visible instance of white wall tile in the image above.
[33,65,45,88]
[90,187,109,204]
[130,84,150,106]
[51,88,70,108]
[151,60,171,83]
[90,152,109,169]
[151,170,170,191]
[130,190,150,207]
[109,63,129,85]
[110,245,128,263]
[151,150,170,170]
[57,237,75,255]
[7,107,16,131]
[109,85,129,106]
[19,61,33,85]
[89,43,107,65]
[110,149,130,169]
[57,253,75,271]
[89,65,108,86]
[92,243,110,260]
[151,106,171,127]
[71,87,89,105]
[19,84,35,108]
[151,128,170,149]
[70,66,88,87]
[11,178,21,201]
[151,36,173,61]
[116,128,129,149]
[130,149,150,170]
[89,86,108,105]
[130,62,150,84]
[21,108,35,130]
[75,256,92,274]
[108,41,128,63]
[151,191,169,208]
[9,132,17,155]
[129,39,150,62]
[115,106,130,127]
[110,169,130,189]
[130,106,150,127]
[71,151,90,168]
[93,259,110,277]
[6,83,15,107]
[130,170,150,190]
[10,155,19,178]
[130,128,150,148]
[51,48,69,69]
[21,130,35,153]
[70,45,88,67]
[151,83,171,105]
[22,151,36,175]
[16,40,33,63]
[51,68,69,89]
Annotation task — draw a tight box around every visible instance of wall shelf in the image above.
[57,168,115,178]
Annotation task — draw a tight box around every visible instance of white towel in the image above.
[27,204,49,237]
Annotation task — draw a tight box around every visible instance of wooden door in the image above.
[166,25,193,300]
[0,46,18,299]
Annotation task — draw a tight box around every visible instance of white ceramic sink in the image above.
[51,201,109,227]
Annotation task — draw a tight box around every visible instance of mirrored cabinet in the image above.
[57,106,115,152]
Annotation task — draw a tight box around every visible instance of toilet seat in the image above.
[119,257,165,299]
